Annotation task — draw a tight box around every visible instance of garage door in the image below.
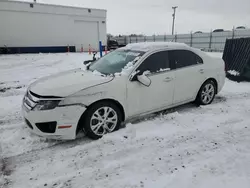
[74,20,99,52]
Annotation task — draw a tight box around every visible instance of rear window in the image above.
[169,50,203,69]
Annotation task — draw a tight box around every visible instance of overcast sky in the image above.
[20,0,250,35]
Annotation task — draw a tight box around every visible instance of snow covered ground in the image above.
[1,52,250,188]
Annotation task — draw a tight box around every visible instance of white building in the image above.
[0,0,107,53]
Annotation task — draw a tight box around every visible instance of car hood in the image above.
[29,69,113,97]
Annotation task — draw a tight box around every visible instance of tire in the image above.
[195,80,216,105]
[83,101,122,140]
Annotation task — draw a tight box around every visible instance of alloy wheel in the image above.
[90,107,118,136]
[201,83,215,104]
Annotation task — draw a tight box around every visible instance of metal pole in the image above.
[99,41,103,57]
[172,6,178,35]
[209,30,212,51]
[232,26,235,39]
[190,31,193,47]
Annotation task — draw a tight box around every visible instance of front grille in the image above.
[36,121,57,133]
[23,91,39,111]
[25,119,33,129]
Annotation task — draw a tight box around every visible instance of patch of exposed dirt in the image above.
[0,85,25,93]
[0,158,13,188]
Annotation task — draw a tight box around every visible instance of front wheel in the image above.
[196,80,216,105]
[83,101,122,140]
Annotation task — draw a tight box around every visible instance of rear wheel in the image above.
[83,101,122,140]
[196,80,216,105]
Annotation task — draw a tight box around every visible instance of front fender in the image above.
[60,89,108,107]
[60,87,125,107]
[59,77,128,119]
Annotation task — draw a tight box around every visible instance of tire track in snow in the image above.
[0,142,13,188]
[6,121,250,188]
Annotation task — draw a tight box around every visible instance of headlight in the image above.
[33,100,61,111]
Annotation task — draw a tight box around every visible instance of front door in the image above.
[127,50,175,117]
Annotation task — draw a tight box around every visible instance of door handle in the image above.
[164,77,173,82]
[199,69,204,74]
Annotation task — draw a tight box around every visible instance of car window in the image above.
[136,51,170,74]
[168,50,203,69]
[89,49,145,75]
[196,54,203,64]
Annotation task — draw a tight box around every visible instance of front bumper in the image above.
[22,104,86,140]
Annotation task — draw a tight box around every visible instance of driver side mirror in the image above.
[83,60,93,65]
[83,51,98,65]
[137,74,151,87]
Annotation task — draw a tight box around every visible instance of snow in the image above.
[81,62,91,71]
[121,61,135,75]
[92,70,105,77]
[227,70,240,76]
[206,52,223,58]
[1,52,250,188]
[115,56,142,77]
[123,42,189,51]
[157,68,171,72]
[143,70,151,75]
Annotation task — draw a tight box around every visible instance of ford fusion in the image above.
[22,42,225,140]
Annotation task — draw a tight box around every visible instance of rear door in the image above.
[169,50,205,104]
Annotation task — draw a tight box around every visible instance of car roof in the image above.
[121,42,190,52]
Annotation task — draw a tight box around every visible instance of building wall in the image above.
[0,1,107,53]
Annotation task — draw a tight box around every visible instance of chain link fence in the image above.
[112,29,250,52]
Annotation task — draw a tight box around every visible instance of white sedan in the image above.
[22,42,225,140]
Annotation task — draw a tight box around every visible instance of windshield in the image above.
[89,49,145,75]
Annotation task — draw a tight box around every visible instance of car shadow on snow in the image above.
[129,95,227,124]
